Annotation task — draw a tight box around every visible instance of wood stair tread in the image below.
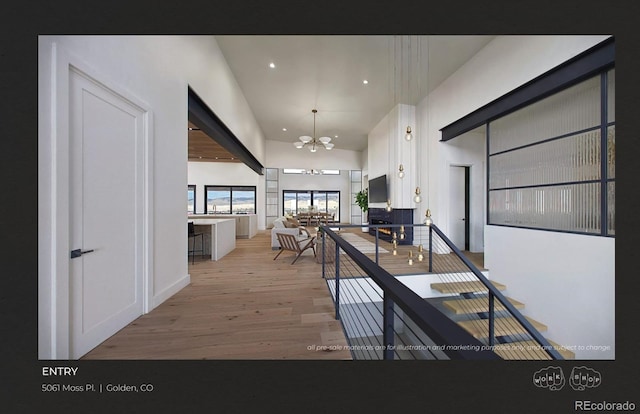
[430,280,506,294]
[443,296,525,314]
[457,316,547,339]
[493,339,575,360]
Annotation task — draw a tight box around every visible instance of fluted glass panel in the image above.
[266,205,278,216]
[607,69,615,122]
[266,168,278,180]
[489,183,601,233]
[607,182,615,236]
[489,131,600,189]
[266,180,278,192]
[489,76,600,155]
[607,126,615,179]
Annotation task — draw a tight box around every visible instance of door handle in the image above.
[71,248,95,259]
[461,218,465,221]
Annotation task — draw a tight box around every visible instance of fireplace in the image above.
[368,208,414,245]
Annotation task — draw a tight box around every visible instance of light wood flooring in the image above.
[82,227,484,360]
[82,230,351,360]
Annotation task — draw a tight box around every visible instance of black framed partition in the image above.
[440,38,615,237]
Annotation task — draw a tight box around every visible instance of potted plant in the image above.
[355,188,369,232]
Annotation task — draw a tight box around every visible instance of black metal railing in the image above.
[319,224,500,360]
[426,224,564,359]
[318,223,564,360]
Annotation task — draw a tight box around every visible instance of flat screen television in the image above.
[368,175,388,203]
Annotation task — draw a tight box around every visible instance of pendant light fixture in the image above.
[398,37,406,179]
[423,37,433,221]
[413,36,423,204]
[384,36,395,213]
[423,208,433,226]
[293,109,334,152]
[405,125,413,141]
[407,250,414,266]
[404,36,413,142]
[395,36,404,180]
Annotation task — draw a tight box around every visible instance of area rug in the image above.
[338,232,389,254]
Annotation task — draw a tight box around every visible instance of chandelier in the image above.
[293,109,334,152]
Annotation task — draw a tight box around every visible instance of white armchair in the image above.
[271,217,312,249]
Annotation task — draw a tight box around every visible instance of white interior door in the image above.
[68,68,145,358]
[449,166,467,250]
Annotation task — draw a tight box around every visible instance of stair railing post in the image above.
[375,227,380,264]
[334,240,340,320]
[383,293,394,360]
[488,291,495,348]
[321,229,326,279]
[428,225,433,273]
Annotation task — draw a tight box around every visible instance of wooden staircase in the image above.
[431,279,574,360]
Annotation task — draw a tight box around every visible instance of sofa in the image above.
[271,216,312,249]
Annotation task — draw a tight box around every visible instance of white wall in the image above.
[367,104,417,210]
[440,130,486,252]
[485,227,615,359]
[418,35,614,359]
[188,161,263,221]
[366,110,392,207]
[265,139,362,170]
[38,35,266,358]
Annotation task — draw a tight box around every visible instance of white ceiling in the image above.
[215,35,495,152]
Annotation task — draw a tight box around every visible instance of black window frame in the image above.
[282,190,341,221]
[204,185,257,214]
[188,184,196,214]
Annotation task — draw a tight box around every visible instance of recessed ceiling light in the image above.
[334,135,338,138]
[363,80,369,84]
[269,62,276,68]
[282,128,287,131]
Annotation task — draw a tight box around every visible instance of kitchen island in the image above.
[191,218,236,261]
[188,214,257,239]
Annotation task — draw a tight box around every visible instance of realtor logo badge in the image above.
[532,366,565,391]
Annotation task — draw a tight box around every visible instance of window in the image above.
[187,185,196,214]
[488,69,614,236]
[283,190,340,221]
[205,185,256,214]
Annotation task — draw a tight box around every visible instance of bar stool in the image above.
[188,222,204,264]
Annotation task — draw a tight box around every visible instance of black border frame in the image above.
[11,2,640,411]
